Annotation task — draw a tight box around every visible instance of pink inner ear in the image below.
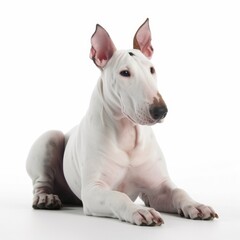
[90,24,116,68]
[133,19,154,59]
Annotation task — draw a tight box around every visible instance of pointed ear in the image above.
[90,24,117,68]
[133,18,154,59]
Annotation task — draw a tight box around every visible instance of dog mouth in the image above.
[123,112,164,126]
[121,100,167,125]
[142,118,164,126]
[135,107,166,125]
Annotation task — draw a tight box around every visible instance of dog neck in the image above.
[90,78,139,152]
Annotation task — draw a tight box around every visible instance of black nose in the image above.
[149,105,168,120]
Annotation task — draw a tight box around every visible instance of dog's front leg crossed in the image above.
[82,184,163,226]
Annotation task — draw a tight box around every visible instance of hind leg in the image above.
[26,130,66,209]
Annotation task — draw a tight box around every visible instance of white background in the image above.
[0,0,240,239]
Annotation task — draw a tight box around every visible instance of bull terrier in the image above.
[26,19,218,226]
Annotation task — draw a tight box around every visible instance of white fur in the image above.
[26,20,218,226]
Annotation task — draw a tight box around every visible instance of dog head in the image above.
[90,19,167,125]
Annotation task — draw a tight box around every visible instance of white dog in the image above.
[26,19,218,226]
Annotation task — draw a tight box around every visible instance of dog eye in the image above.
[120,70,131,77]
[150,67,155,74]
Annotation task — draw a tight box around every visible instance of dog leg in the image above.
[140,179,218,220]
[170,188,219,220]
[26,130,65,209]
[82,187,164,226]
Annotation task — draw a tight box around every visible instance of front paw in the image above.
[178,203,219,220]
[130,207,164,226]
[32,193,62,210]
